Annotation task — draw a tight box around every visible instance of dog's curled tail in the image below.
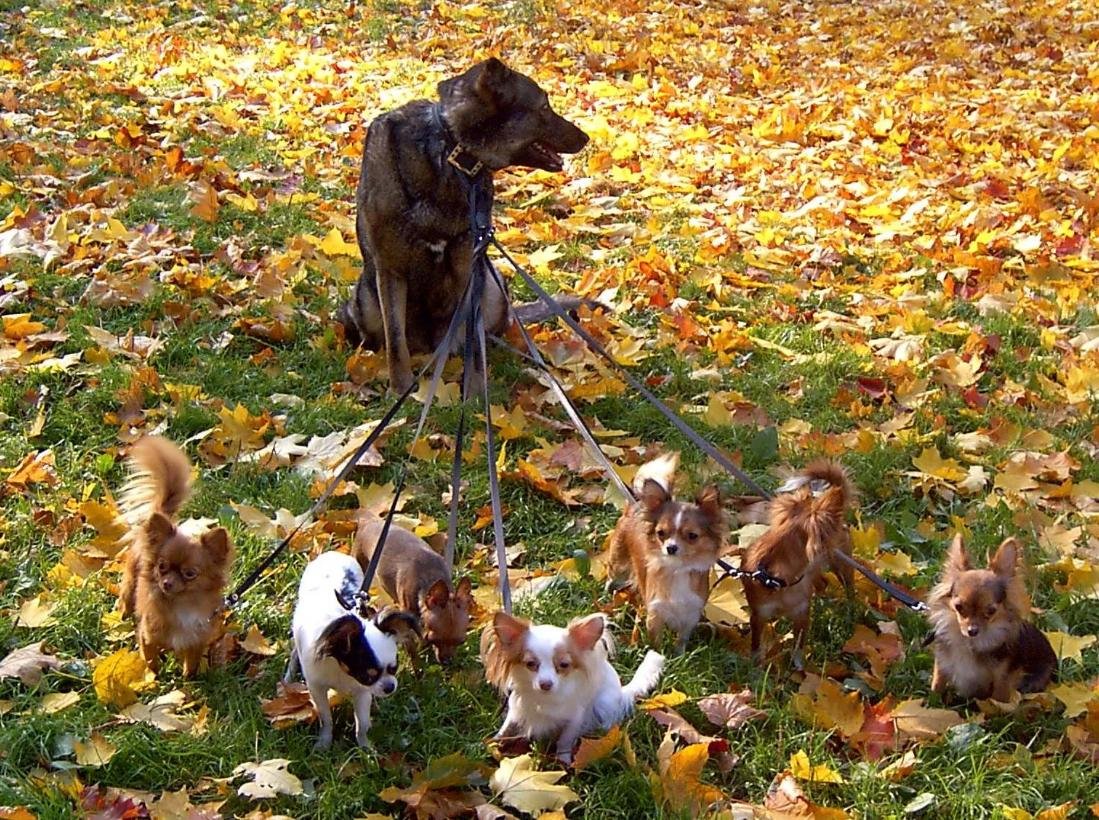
[632,451,680,496]
[119,436,193,527]
[623,650,665,700]
[777,459,855,507]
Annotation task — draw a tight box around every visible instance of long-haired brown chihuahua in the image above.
[118,437,232,677]
[928,534,1056,701]
[353,514,472,664]
[741,460,855,659]
[607,453,726,653]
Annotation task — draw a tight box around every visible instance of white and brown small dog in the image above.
[481,611,664,765]
[286,551,420,750]
[606,452,726,652]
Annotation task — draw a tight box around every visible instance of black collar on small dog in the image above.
[432,104,484,177]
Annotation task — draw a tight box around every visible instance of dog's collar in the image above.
[431,104,483,177]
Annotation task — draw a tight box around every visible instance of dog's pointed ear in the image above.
[200,527,231,563]
[639,478,670,517]
[145,512,175,548]
[989,537,1019,578]
[568,614,605,652]
[376,607,422,640]
[454,576,473,605]
[474,57,510,98]
[318,614,363,660]
[492,611,529,649]
[424,579,450,609]
[695,485,722,518]
[945,533,971,575]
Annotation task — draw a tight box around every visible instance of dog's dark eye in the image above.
[687,532,699,542]
[157,560,169,573]
[387,664,397,674]
[525,659,539,671]
[558,660,570,671]
[182,568,197,581]
[656,529,667,539]
[985,605,996,617]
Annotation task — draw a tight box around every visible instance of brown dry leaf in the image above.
[764,771,850,818]
[791,676,865,738]
[379,752,490,819]
[119,690,195,732]
[73,732,118,767]
[240,624,277,656]
[0,641,62,685]
[697,689,766,730]
[890,699,964,743]
[653,742,726,816]
[5,449,58,492]
[571,725,622,771]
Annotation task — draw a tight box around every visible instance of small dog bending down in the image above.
[118,437,232,678]
[928,535,1056,701]
[352,514,472,665]
[741,459,855,658]
[606,452,726,653]
[481,611,664,765]
[286,551,420,750]
[337,57,590,393]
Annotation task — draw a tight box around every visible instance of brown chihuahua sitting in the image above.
[352,515,472,664]
[928,534,1056,701]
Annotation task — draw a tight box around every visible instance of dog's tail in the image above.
[511,295,607,326]
[632,451,679,496]
[119,436,192,527]
[622,650,665,700]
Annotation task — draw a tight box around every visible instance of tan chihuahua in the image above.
[928,534,1056,701]
[352,515,472,664]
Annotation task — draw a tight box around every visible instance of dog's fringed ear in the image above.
[492,610,530,650]
[145,512,175,548]
[695,485,722,518]
[945,533,971,575]
[988,537,1019,578]
[639,478,671,517]
[454,576,473,606]
[318,614,364,661]
[375,607,423,640]
[567,614,605,652]
[474,57,510,99]
[200,527,231,563]
[439,59,507,109]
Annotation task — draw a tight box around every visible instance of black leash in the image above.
[831,549,928,612]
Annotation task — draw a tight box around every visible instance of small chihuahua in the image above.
[741,460,855,659]
[606,452,726,652]
[286,551,420,750]
[481,611,665,765]
[352,515,472,664]
[118,437,232,677]
[928,534,1056,701]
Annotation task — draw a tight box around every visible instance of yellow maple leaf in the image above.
[789,749,846,784]
[318,227,361,258]
[640,689,689,711]
[911,447,966,483]
[1042,631,1097,664]
[93,648,154,708]
[490,754,577,815]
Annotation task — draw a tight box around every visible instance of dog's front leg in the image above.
[376,272,412,393]
[554,713,587,766]
[495,693,524,739]
[307,680,334,750]
[353,689,374,748]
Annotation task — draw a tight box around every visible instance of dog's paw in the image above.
[313,734,333,752]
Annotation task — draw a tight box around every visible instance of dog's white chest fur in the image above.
[166,604,213,651]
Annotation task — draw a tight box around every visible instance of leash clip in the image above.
[447,144,484,177]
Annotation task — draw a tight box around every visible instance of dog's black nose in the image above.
[966,625,980,637]
[665,544,679,555]
[382,679,396,694]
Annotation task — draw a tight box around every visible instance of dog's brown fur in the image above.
[352,515,472,664]
[338,57,589,393]
[118,437,232,677]
[928,535,1056,701]
[606,453,726,652]
[741,460,855,658]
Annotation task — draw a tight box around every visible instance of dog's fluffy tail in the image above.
[770,460,853,564]
[119,436,192,527]
[777,459,855,506]
[622,650,665,700]
[632,452,679,496]
[512,295,607,326]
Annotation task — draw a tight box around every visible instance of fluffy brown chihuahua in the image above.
[353,514,472,664]
[607,453,726,653]
[928,534,1056,701]
[118,437,232,677]
[741,460,855,659]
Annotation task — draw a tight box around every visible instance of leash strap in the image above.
[830,549,929,612]
[491,237,773,501]
[225,374,420,608]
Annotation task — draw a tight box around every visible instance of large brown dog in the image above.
[338,58,590,392]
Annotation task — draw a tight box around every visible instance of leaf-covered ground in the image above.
[2,0,1098,817]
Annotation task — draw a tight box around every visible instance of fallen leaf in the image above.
[489,754,577,815]
[1043,631,1097,664]
[119,690,194,732]
[789,749,846,784]
[697,689,766,730]
[571,725,622,771]
[653,741,726,816]
[240,624,277,656]
[39,691,81,714]
[232,758,303,800]
[0,641,62,685]
[93,649,153,708]
[73,732,118,767]
[890,699,964,742]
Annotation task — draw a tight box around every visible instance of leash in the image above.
[831,549,929,612]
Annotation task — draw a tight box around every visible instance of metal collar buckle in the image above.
[447,144,483,176]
